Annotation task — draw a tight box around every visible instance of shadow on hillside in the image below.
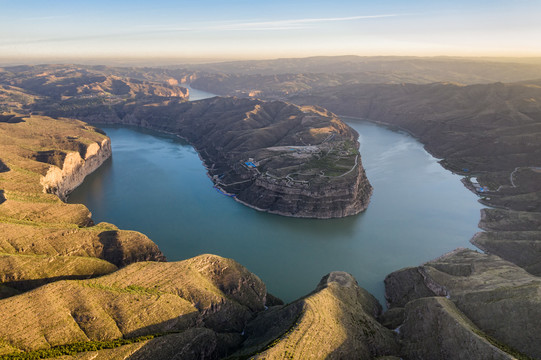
[98,230,125,267]
[0,159,9,173]
[0,190,5,205]
[324,307,401,360]
[2,274,109,294]
[126,327,240,360]
[30,150,67,168]
[123,298,302,359]
[0,114,25,123]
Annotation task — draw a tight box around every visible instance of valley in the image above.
[1,57,541,359]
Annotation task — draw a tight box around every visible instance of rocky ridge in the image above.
[232,271,399,359]
[385,249,541,359]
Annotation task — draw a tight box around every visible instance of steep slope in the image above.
[233,271,399,359]
[385,249,541,359]
[399,297,516,360]
[0,254,267,357]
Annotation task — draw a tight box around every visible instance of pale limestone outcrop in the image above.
[40,138,111,201]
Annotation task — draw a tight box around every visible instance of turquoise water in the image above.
[68,118,483,305]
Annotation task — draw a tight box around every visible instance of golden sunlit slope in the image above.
[0,114,164,296]
[0,254,267,357]
[232,272,399,359]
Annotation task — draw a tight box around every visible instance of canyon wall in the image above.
[40,138,111,201]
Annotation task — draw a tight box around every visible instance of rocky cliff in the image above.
[40,138,111,201]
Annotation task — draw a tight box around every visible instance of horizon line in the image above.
[2,54,541,66]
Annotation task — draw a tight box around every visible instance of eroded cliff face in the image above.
[0,115,166,293]
[235,160,372,218]
[40,138,111,201]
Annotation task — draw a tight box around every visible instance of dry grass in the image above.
[0,114,164,300]
[251,272,398,359]
[0,254,266,354]
[0,253,117,290]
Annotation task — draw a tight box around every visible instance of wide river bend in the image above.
[69,89,483,304]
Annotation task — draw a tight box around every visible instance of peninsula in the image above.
[87,97,372,219]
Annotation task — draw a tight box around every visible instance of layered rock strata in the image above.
[40,138,111,201]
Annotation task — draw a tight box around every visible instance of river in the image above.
[68,91,483,305]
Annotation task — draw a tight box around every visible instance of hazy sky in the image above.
[1,0,540,61]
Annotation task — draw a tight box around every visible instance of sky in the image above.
[1,0,540,62]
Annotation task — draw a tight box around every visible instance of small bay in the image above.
[69,114,483,304]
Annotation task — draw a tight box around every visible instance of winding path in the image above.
[496,166,541,191]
